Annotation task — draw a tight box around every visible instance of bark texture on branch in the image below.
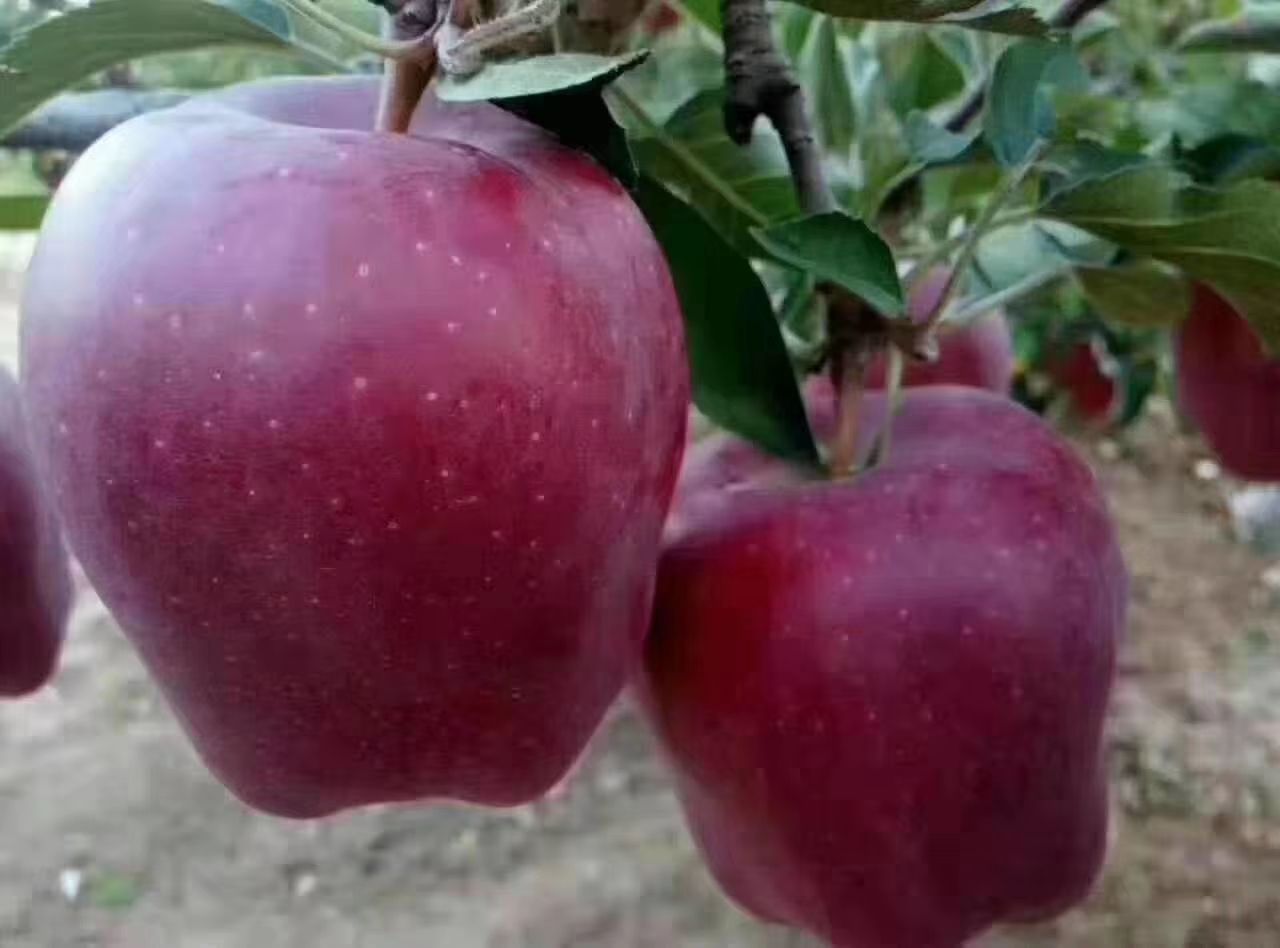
[721,0,836,216]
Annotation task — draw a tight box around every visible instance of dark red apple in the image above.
[1175,285,1280,481]
[1049,341,1121,428]
[866,268,1015,393]
[642,387,1125,948]
[20,76,688,817]
[0,367,72,697]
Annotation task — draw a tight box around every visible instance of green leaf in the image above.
[1047,166,1280,352]
[0,194,48,230]
[635,176,819,464]
[0,0,319,137]
[905,111,979,164]
[779,0,1049,37]
[754,212,903,315]
[627,89,800,256]
[438,52,646,102]
[1176,14,1280,54]
[1076,260,1192,329]
[680,0,722,33]
[1180,133,1280,185]
[985,40,1088,167]
[799,17,856,154]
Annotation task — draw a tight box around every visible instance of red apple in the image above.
[1175,284,1280,481]
[20,76,689,817]
[1049,341,1121,428]
[642,387,1125,948]
[866,268,1015,393]
[0,367,72,697]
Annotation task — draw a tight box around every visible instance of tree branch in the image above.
[721,0,835,216]
[1,90,190,152]
[945,0,1115,133]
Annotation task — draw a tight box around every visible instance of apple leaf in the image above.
[1047,165,1280,352]
[1179,133,1280,185]
[487,60,646,188]
[627,89,801,256]
[0,194,48,230]
[438,52,647,103]
[680,0,722,32]
[905,112,979,164]
[797,16,857,155]
[1076,260,1192,330]
[753,213,903,316]
[0,0,337,137]
[1176,13,1280,53]
[779,0,1049,37]
[985,41,1088,167]
[635,176,819,465]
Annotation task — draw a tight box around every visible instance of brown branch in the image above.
[944,0,1115,133]
[721,0,836,216]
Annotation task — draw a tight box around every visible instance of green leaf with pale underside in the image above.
[438,52,647,103]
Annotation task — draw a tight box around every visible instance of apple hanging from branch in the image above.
[20,76,689,817]
[643,387,1126,947]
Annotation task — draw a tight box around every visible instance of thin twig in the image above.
[375,1,442,133]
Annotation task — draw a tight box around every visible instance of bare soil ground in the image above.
[2,235,1278,947]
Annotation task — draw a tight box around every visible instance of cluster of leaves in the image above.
[3,0,1280,460]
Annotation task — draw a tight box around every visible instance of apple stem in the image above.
[871,346,905,467]
[374,4,442,133]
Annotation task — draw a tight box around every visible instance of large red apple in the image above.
[642,387,1125,947]
[20,76,688,817]
[866,268,1015,393]
[1175,285,1280,481]
[0,367,72,697]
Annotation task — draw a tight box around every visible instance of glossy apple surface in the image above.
[1175,285,1280,481]
[642,387,1125,947]
[0,367,72,697]
[21,77,689,817]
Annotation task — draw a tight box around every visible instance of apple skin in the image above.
[1050,341,1121,428]
[866,268,1015,393]
[20,77,689,817]
[1175,285,1280,481]
[0,367,72,697]
[641,387,1125,948]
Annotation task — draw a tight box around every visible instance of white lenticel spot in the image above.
[133,293,145,307]
[962,625,975,637]
[491,530,504,541]
[353,377,369,391]
[450,255,462,267]
[426,391,439,402]
[535,494,546,503]
[168,313,182,331]
[242,303,255,318]
[301,462,310,472]
[387,521,400,531]
[358,263,371,278]
[478,271,489,282]
[898,608,910,620]
[212,371,223,381]
[154,439,166,450]
[416,241,427,253]
[216,243,226,255]
[277,167,292,179]
[57,423,68,436]
[127,520,139,533]
[459,399,469,409]
[338,150,350,161]
[530,432,542,443]
[446,322,461,333]
[268,419,281,431]
[590,418,600,429]
[202,420,213,430]
[440,468,452,479]
[247,488,257,498]
[488,307,498,317]
[306,302,318,316]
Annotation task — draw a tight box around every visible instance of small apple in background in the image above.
[866,268,1016,394]
[1049,340,1122,429]
[1175,284,1280,481]
[0,366,72,698]
[21,76,689,817]
[642,387,1125,948]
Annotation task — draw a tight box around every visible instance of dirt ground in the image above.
[2,234,1279,948]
